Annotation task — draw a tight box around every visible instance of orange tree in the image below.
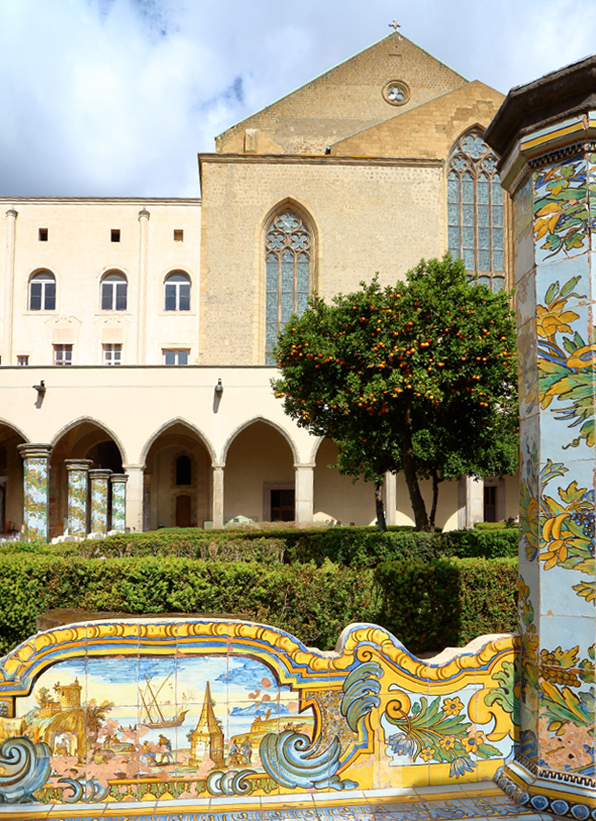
[272,255,517,532]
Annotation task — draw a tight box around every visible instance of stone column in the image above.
[384,471,397,526]
[486,58,596,817]
[137,208,150,364]
[294,464,314,524]
[457,476,484,529]
[3,208,17,363]
[89,469,112,535]
[17,444,52,542]
[110,473,128,532]
[212,464,224,529]
[123,464,144,532]
[65,459,93,538]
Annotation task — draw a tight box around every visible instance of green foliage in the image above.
[0,527,518,566]
[375,557,518,654]
[273,255,518,530]
[0,550,519,658]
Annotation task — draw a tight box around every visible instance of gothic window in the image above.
[29,271,56,311]
[447,132,505,293]
[265,210,312,364]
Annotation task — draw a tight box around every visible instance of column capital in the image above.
[122,463,145,471]
[293,463,316,470]
[17,443,52,459]
[138,208,150,221]
[211,462,225,470]
[110,473,128,484]
[65,458,93,471]
[5,208,17,218]
[89,469,113,480]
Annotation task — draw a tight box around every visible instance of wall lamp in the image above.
[215,378,223,396]
[33,380,46,397]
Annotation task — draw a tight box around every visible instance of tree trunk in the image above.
[374,479,387,532]
[398,406,430,532]
[429,470,443,532]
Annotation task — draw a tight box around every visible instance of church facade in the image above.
[0,33,518,538]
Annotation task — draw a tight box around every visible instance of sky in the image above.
[0,0,595,198]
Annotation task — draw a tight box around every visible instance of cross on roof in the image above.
[389,19,401,32]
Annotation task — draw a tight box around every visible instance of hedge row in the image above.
[1,526,518,567]
[0,554,518,657]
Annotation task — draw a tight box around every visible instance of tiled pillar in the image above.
[89,469,112,535]
[212,464,224,529]
[486,58,596,816]
[122,464,144,532]
[17,444,52,542]
[294,464,314,524]
[65,459,93,538]
[110,473,128,532]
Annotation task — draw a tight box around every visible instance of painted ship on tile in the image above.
[138,674,189,729]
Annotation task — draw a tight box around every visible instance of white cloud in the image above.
[0,0,594,196]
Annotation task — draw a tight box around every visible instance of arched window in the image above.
[29,271,56,311]
[447,131,505,292]
[101,272,127,311]
[164,272,191,311]
[265,210,312,364]
[176,454,192,485]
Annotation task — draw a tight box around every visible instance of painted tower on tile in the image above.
[486,57,596,817]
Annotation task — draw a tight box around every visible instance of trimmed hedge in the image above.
[375,557,518,654]
[0,526,518,567]
[0,553,518,658]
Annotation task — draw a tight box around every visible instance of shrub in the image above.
[375,557,518,654]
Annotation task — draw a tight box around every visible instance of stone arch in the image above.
[49,418,126,539]
[223,418,296,523]
[51,417,127,465]
[0,420,28,534]
[142,419,214,530]
[221,416,298,465]
[308,435,325,465]
[140,418,216,467]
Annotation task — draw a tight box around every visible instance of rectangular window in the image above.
[17,355,29,366]
[111,229,120,242]
[54,344,72,366]
[38,228,48,241]
[163,348,189,365]
[103,344,122,366]
[173,229,184,241]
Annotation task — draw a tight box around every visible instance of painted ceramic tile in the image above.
[110,479,126,532]
[67,469,88,539]
[533,156,590,265]
[0,620,519,810]
[90,473,110,534]
[22,456,49,543]
[514,175,534,280]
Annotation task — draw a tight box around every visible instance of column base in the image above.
[495,756,596,818]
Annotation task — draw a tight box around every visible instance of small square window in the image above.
[111,229,121,242]
[173,229,184,242]
[163,348,189,365]
[17,355,29,366]
[54,344,73,366]
[103,343,122,366]
[38,228,48,241]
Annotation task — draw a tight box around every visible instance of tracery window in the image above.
[447,131,505,293]
[265,210,312,364]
